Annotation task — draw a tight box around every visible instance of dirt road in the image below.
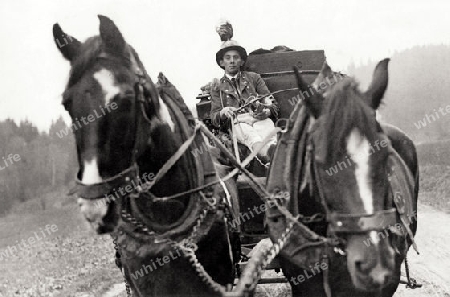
[102,202,450,297]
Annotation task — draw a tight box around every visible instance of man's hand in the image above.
[220,107,238,119]
[253,108,271,121]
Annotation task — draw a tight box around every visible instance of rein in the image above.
[236,87,299,112]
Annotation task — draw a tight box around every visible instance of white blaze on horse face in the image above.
[82,158,102,185]
[346,129,379,244]
[375,110,383,122]
[94,69,120,105]
[158,96,175,131]
[346,128,373,214]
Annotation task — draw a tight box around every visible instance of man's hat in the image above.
[215,20,247,69]
[216,40,248,69]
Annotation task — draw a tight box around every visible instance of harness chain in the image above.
[233,221,295,295]
[112,236,132,296]
[118,195,212,297]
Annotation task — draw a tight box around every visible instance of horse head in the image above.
[53,15,185,234]
[295,59,397,291]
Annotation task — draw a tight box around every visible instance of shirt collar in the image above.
[225,72,240,80]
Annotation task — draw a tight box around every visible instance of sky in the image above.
[1,0,449,131]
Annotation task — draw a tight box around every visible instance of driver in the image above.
[210,40,278,163]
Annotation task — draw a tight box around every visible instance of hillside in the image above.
[347,44,450,143]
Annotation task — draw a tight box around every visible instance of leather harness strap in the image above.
[327,209,397,233]
[387,146,419,254]
[69,164,138,199]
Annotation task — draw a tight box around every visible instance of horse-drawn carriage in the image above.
[54,15,421,297]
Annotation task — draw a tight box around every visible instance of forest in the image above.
[0,118,77,215]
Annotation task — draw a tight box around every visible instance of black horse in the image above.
[53,15,239,297]
[266,59,419,297]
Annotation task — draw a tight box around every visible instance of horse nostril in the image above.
[384,274,391,284]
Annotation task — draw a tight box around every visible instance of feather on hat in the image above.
[215,20,247,69]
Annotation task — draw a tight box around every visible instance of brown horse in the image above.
[53,15,238,297]
[266,59,419,297]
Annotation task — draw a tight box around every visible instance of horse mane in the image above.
[129,47,194,126]
[157,72,195,125]
[321,77,378,163]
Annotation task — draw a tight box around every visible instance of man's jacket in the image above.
[210,71,279,128]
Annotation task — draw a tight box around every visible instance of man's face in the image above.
[220,49,244,75]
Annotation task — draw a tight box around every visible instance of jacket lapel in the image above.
[238,72,249,94]
[219,76,239,99]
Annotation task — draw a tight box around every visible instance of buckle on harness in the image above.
[275,118,289,133]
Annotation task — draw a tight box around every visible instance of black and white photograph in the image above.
[0,0,449,296]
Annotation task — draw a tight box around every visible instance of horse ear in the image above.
[53,23,81,62]
[320,61,333,77]
[365,58,390,110]
[312,61,333,91]
[98,15,126,55]
[293,66,323,118]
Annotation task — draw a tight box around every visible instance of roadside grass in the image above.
[416,140,450,166]
[417,141,450,212]
[418,164,450,212]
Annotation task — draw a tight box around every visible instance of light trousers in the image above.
[232,118,277,151]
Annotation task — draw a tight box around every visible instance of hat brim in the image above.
[216,46,248,69]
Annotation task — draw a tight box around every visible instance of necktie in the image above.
[231,77,244,107]
[231,78,238,90]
